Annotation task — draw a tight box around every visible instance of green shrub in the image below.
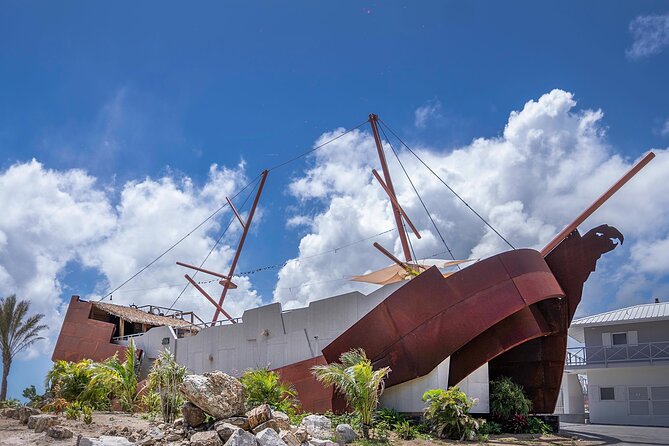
[0,399,21,408]
[325,411,361,431]
[241,366,300,415]
[489,377,532,421]
[421,387,482,441]
[82,405,93,425]
[88,341,139,412]
[374,407,406,427]
[478,419,503,435]
[394,420,419,440]
[147,349,186,423]
[526,417,552,434]
[65,401,82,420]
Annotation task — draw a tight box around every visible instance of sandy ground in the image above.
[0,412,599,446]
[0,412,157,445]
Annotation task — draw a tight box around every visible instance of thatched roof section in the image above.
[92,301,198,330]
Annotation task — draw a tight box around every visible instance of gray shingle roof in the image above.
[572,302,669,327]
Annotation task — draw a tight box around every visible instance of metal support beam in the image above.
[176,261,231,280]
[372,169,421,239]
[369,114,413,262]
[541,152,655,256]
[226,197,246,229]
[373,242,408,269]
[184,274,236,323]
[212,170,269,323]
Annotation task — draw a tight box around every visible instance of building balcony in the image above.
[566,341,669,368]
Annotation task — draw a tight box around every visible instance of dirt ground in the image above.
[0,412,598,446]
[0,412,157,445]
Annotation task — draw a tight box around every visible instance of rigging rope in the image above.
[378,124,460,265]
[378,119,516,250]
[166,175,260,311]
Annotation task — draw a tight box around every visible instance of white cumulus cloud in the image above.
[274,89,669,316]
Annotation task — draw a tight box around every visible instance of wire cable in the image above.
[378,125,460,265]
[98,172,264,302]
[167,175,260,311]
[378,119,516,250]
[267,120,370,172]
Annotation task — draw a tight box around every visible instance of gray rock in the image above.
[180,371,245,419]
[1,408,17,418]
[271,411,289,424]
[246,404,272,430]
[18,406,40,424]
[191,430,223,446]
[77,436,135,446]
[224,429,257,446]
[256,428,287,446]
[220,416,250,431]
[173,417,184,428]
[182,401,207,427]
[294,427,309,443]
[215,422,242,442]
[47,425,74,439]
[166,432,185,442]
[300,415,331,440]
[137,437,156,446]
[334,424,357,445]
[308,440,336,446]
[252,419,282,434]
[32,414,59,433]
[279,430,300,446]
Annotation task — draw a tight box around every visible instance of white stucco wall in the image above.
[588,365,669,426]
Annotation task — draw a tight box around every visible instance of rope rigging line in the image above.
[378,119,516,250]
[97,171,264,302]
[97,118,369,301]
[267,119,370,172]
[378,124,460,265]
[166,174,261,311]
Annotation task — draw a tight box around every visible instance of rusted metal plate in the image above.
[489,225,623,413]
[324,249,564,388]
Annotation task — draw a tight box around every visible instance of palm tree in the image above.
[88,340,139,412]
[311,348,390,439]
[0,295,46,401]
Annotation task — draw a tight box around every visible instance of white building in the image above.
[559,302,669,426]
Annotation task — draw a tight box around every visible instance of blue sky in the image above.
[1,1,669,399]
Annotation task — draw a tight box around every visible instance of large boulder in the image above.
[18,406,40,424]
[220,416,250,431]
[190,431,223,446]
[279,429,300,446]
[246,404,272,430]
[256,428,288,446]
[182,401,206,427]
[225,429,257,446]
[180,371,245,419]
[300,415,331,440]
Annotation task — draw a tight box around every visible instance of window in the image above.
[612,332,627,345]
[652,387,669,416]
[600,387,615,400]
[630,401,650,415]
[629,387,649,400]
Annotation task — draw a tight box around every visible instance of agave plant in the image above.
[311,348,390,439]
[88,340,139,412]
[240,366,299,414]
[147,349,186,423]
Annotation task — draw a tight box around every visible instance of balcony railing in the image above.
[566,341,669,367]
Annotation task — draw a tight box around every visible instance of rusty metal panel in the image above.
[324,249,564,389]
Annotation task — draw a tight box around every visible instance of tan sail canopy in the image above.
[351,259,475,285]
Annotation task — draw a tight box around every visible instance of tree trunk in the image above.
[1,358,11,401]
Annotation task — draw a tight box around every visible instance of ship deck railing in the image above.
[566,341,669,367]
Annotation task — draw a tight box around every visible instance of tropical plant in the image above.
[22,385,43,406]
[0,398,21,408]
[43,397,70,414]
[88,340,139,412]
[374,407,406,427]
[82,405,93,425]
[46,360,94,402]
[311,348,390,439]
[65,401,82,420]
[240,366,299,415]
[394,420,419,440]
[507,413,528,434]
[421,387,483,441]
[147,349,186,423]
[489,377,532,421]
[526,416,552,434]
[0,295,46,400]
[325,410,361,431]
[478,419,503,435]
